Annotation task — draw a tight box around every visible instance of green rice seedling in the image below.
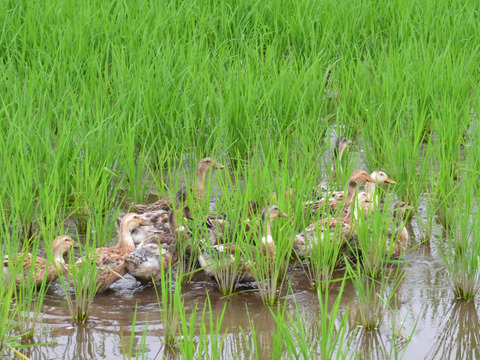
[270,279,351,359]
[197,295,228,359]
[119,134,157,205]
[176,224,200,285]
[240,206,292,306]
[57,227,100,325]
[195,161,272,295]
[3,146,39,240]
[436,174,480,301]
[385,306,420,360]
[68,148,123,238]
[174,294,228,359]
[197,233,249,295]
[3,232,50,340]
[350,193,399,278]
[299,216,345,292]
[154,264,182,347]
[347,261,405,331]
[0,264,21,357]
[120,304,148,360]
[317,278,352,359]
[241,305,285,360]
[173,300,199,359]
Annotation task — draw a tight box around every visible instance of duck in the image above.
[125,210,180,283]
[3,236,78,287]
[315,136,352,195]
[387,201,413,257]
[306,170,375,219]
[131,157,224,214]
[116,208,176,246]
[364,170,396,213]
[78,213,151,293]
[198,205,288,284]
[295,191,370,258]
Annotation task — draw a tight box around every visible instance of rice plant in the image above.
[57,228,100,325]
[347,261,406,331]
[175,294,228,359]
[436,174,480,301]
[120,304,148,360]
[269,279,351,359]
[154,264,182,347]
[0,266,20,357]
[241,210,292,306]
[1,0,480,357]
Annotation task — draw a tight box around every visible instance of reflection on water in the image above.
[15,196,480,360]
[426,301,480,360]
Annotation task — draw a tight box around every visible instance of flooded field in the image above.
[2,0,480,358]
[18,199,479,360]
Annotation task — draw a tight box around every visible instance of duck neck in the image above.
[196,169,207,197]
[353,199,362,221]
[170,209,179,236]
[343,205,353,224]
[262,217,274,247]
[394,215,404,234]
[53,249,66,265]
[119,224,135,249]
[331,164,337,182]
[367,180,375,195]
[345,180,357,206]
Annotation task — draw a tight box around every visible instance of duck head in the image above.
[261,205,288,222]
[349,170,375,185]
[198,157,225,174]
[370,170,396,184]
[392,201,414,220]
[52,235,78,263]
[121,213,152,233]
[333,136,353,160]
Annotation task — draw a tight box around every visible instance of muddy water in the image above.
[20,197,480,360]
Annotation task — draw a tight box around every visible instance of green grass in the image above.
[1,0,480,357]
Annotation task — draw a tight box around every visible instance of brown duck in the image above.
[131,157,224,214]
[4,235,78,287]
[78,213,151,293]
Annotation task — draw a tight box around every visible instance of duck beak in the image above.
[366,175,375,183]
[278,211,289,218]
[385,178,396,185]
[72,241,80,249]
[364,196,371,203]
[218,164,225,170]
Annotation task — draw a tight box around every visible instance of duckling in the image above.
[79,213,151,293]
[364,170,396,213]
[387,201,413,257]
[4,236,78,287]
[295,192,370,258]
[131,158,224,214]
[307,170,375,219]
[198,205,288,284]
[125,210,180,283]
